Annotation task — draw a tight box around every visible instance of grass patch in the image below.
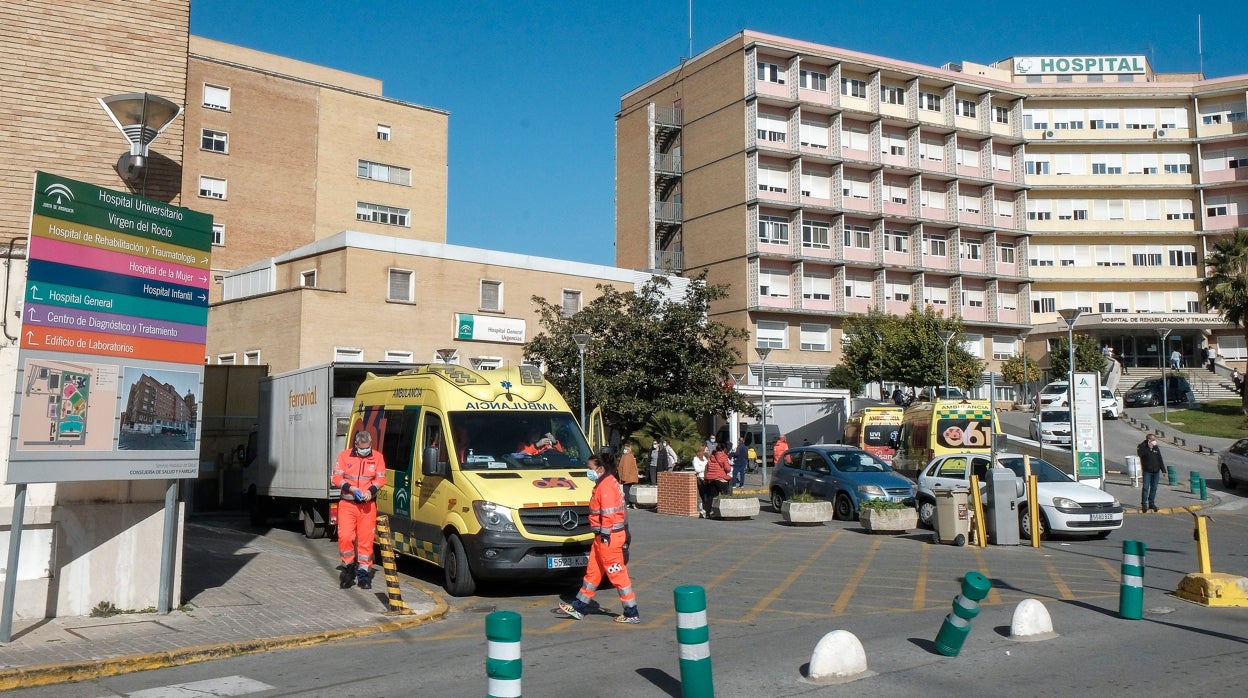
[1149,399,1248,438]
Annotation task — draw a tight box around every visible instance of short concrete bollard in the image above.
[933,571,992,657]
[1009,599,1056,640]
[486,611,522,698]
[674,585,714,698]
[808,630,868,680]
[1119,540,1146,620]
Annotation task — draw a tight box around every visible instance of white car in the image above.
[1035,381,1122,419]
[1029,408,1072,445]
[916,453,1123,539]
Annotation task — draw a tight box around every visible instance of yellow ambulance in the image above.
[890,399,1000,477]
[347,363,595,596]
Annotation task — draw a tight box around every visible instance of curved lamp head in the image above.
[98,92,182,182]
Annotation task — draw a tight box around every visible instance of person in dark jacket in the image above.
[1136,434,1165,513]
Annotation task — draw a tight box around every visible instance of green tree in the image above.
[524,272,754,437]
[1048,334,1108,378]
[1202,228,1248,413]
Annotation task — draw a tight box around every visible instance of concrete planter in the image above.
[782,500,834,526]
[712,496,760,520]
[631,485,658,509]
[861,507,918,534]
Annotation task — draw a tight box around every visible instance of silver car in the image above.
[1218,438,1248,490]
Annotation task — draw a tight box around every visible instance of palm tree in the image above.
[1201,228,1248,414]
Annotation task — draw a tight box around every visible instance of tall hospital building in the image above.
[616,31,1248,413]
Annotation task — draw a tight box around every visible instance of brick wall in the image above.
[657,471,699,517]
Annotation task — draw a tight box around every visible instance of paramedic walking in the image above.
[332,431,387,589]
[559,452,641,624]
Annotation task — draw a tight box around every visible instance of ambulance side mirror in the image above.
[422,446,448,477]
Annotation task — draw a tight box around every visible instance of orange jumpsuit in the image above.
[574,472,637,616]
[331,443,386,569]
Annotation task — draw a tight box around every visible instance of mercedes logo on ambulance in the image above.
[559,509,580,530]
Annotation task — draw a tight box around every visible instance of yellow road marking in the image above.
[740,531,842,624]
[830,538,881,616]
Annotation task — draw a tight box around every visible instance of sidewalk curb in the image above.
[0,587,449,690]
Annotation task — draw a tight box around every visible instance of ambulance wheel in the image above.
[444,534,477,597]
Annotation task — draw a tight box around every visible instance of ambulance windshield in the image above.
[449,411,592,470]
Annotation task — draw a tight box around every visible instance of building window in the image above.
[801,220,830,249]
[201,129,228,153]
[356,201,410,227]
[358,160,412,186]
[377,124,391,140]
[384,350,414,363]
[998,242,1015,264]
[799,69,827,91]
[561,289,582,317]
[919,92,942,112]
[881,84,905,105]
[217,353,236,365]
[198,176,226,199]
[480,279,503,311]
[243,350,261,365]
[757,320,786,349]
[203,84,230,111]
[757,61,785,84]
[212,223,225,246]
[800,324,830,351]
[840,77,866,98]
[300,270,317,287]
[956,99,977,118]
[758,215,790,244]
[388,268,414,302]
[334,347,364,362]
[993,106,1009,124]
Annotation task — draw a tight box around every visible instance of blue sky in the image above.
[191,1,1248,266]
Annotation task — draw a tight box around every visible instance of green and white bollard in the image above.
[933,571,992,657]
[1119,539,1146,620]
[674,585,714,698]
[486,610,522,698]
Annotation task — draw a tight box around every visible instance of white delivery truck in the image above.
[245,362,407,538]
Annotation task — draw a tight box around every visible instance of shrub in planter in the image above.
[782,492,834,525]
[859,498,918,533]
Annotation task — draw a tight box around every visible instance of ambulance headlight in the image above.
[473,501,518,533]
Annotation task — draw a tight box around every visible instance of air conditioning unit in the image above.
[1043,130,1056,139]
[1155,128,1167,138]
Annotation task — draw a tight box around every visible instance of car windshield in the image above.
[1040,410,1070,423]
[827,450,892,472]
[997,456,1074,483]
[449,411,592,470]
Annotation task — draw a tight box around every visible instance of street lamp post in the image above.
[1156,328,1172,422]
[940,330,957,396]
[1057,309,1083,454]
[756,346,772,488]
[572,333,591,427]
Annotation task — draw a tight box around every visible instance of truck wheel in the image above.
[443,534,477,597]
[302,506,326,539]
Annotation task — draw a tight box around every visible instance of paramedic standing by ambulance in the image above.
[333,431,386,589]
[559,452,641,624]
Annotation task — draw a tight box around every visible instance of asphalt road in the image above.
[12,474,1248,697]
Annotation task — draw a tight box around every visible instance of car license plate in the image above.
[1090,513,1114,521]
[547,554,588,569]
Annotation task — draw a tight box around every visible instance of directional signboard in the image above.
[7,172,212,483]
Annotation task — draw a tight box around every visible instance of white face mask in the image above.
[356,446,371,456]
[586,468,600,482]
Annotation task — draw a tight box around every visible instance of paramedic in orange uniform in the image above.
[558,452,641,624]
[332,431,386,589]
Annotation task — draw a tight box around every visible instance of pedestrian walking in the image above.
[558,453,641,624]
[732,439,749,488]
[1136,434,1164,513]
[332,431,386,589]
[617,445,639,508]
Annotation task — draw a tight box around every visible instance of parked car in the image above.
[1217,438,1248,490]
[1029,408,1072,445]
[916,453,1123,539]
[1123,376,1193,407]
[1036,381,1122,419]
[769,445,915,521]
